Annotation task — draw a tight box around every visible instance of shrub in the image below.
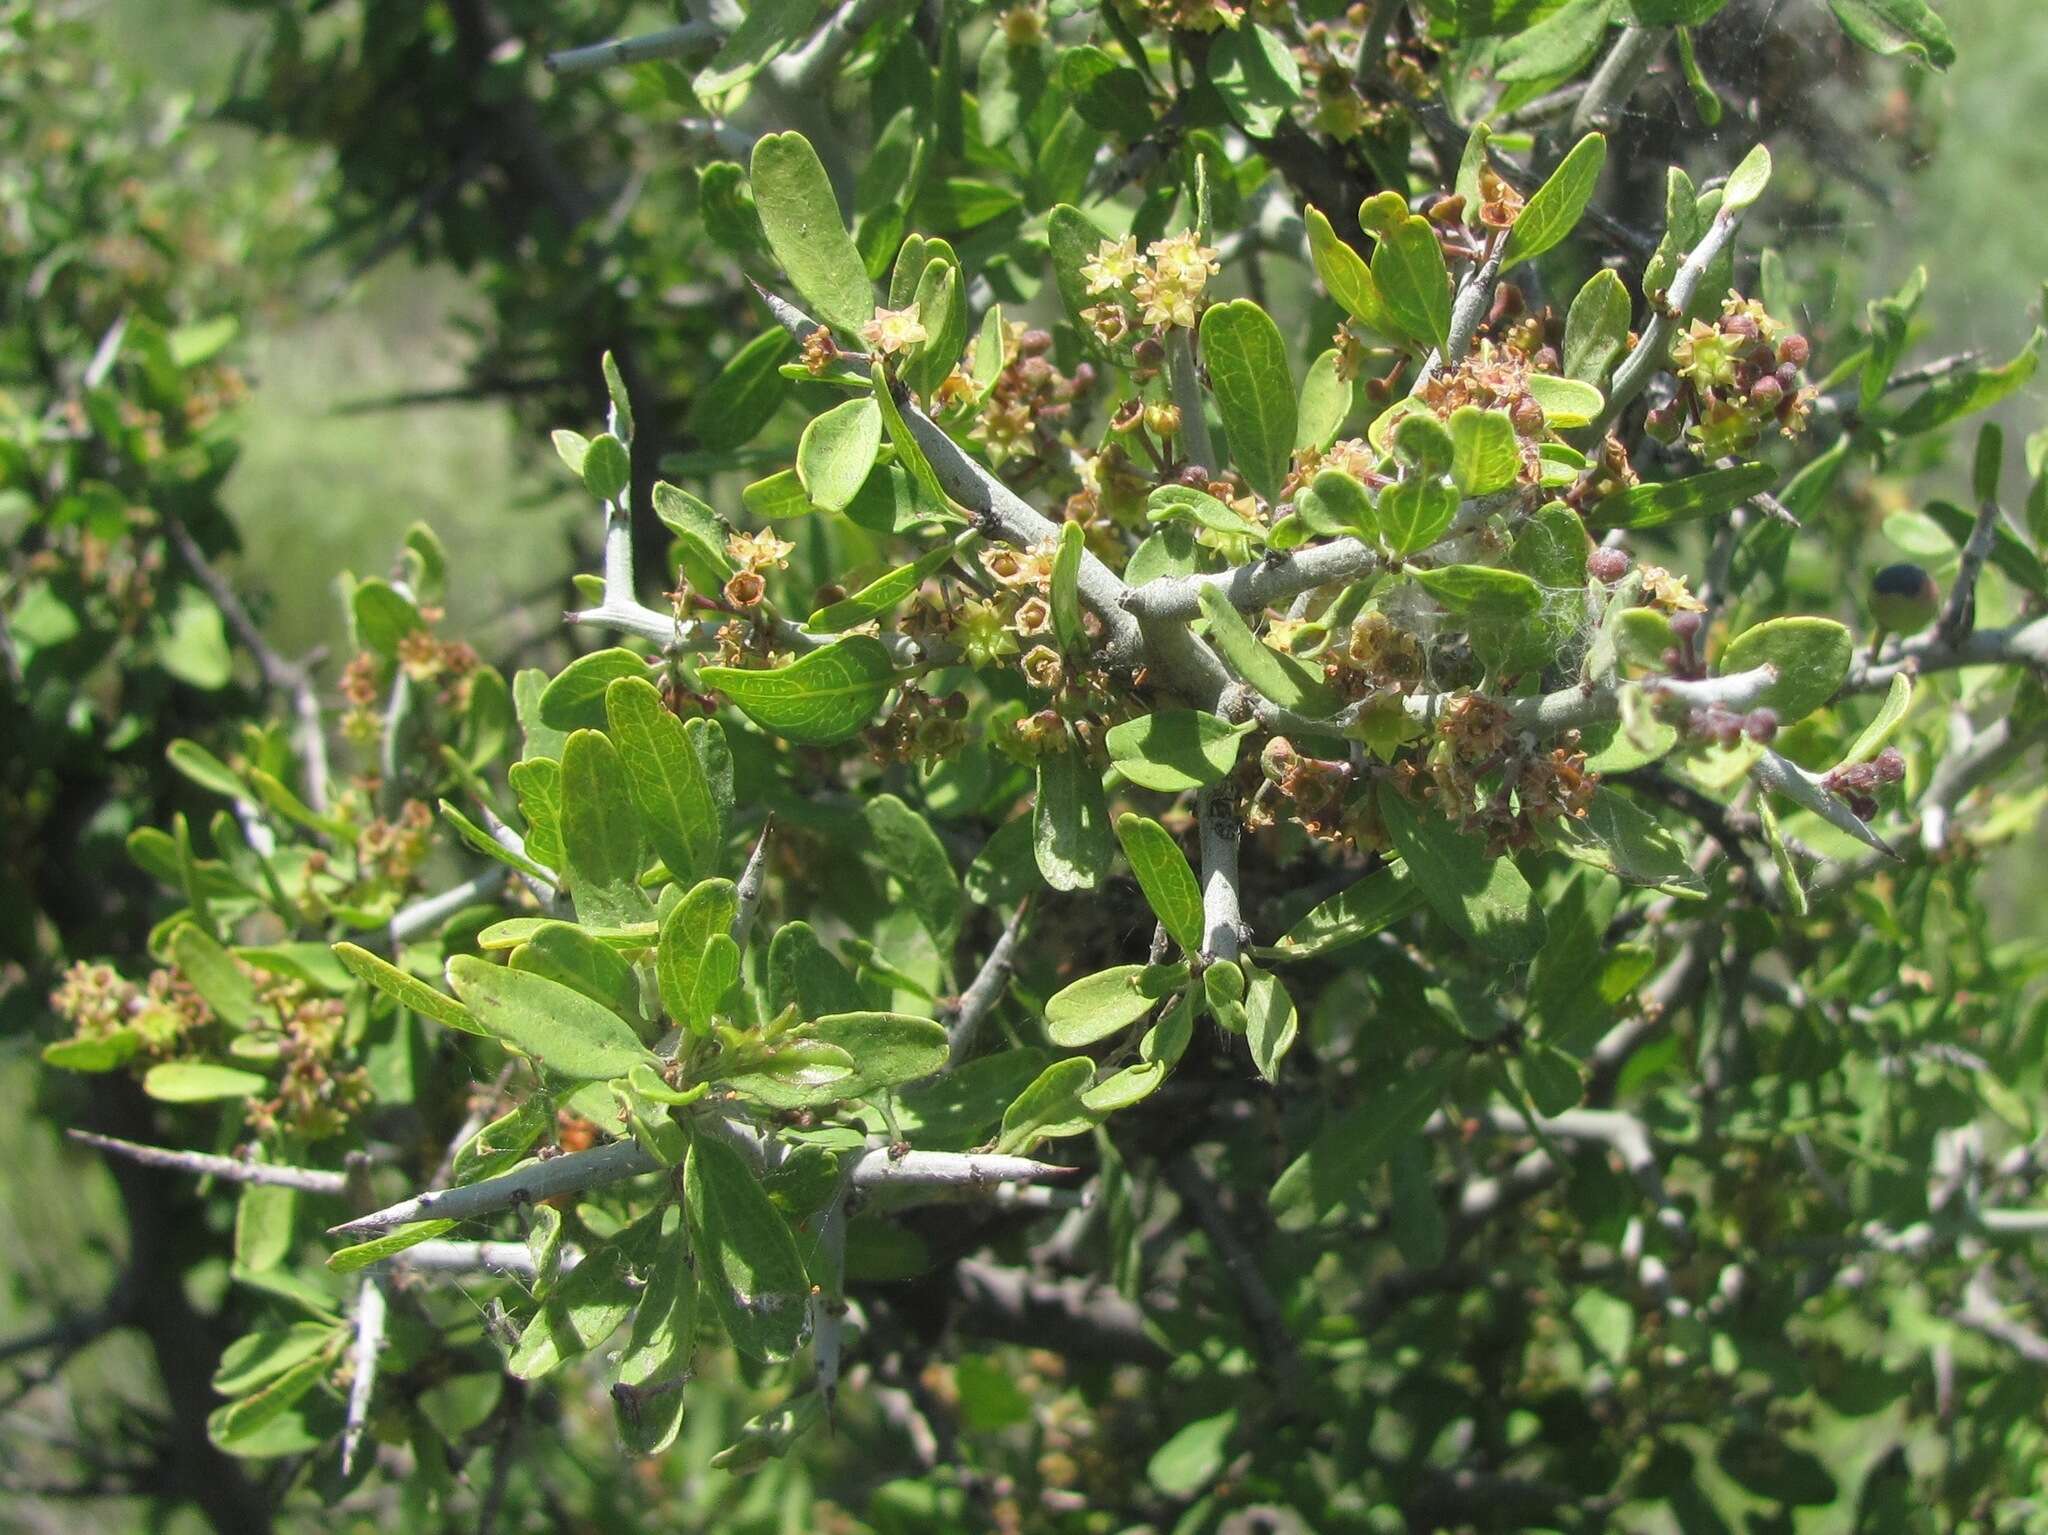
[14,1,2048,1530]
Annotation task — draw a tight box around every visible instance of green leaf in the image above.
[446,956,656,1079]
[144,1061,269,1103]
[540,649,649,734]
[171,923,258,1027]
[1296,348,1354,452]
[1269,1057,1460,1225]
[1371,215,1453,352]
[1244,969,1297,1083]
[605,678,721,889]
[750,132,874,336]
[767,921,866,1018]
[508,1243,637,1380]
[1207,24,1302,136]
[1447,406,1520,495]
[1545,789,1704,895]
[996,1057,1100,1153]
[1719,142,1772,214]
[1051,519,1087,655]
[1718,616,1853,723]
[559,728,649,925]
[167,738,249,802]
[687,329,796,451]
[614,1219,698,1455]
[1034,744,1113,892]
[1305,206,1397,336]
[1116,814,1205,954]
[1046,964,1186,1047]
[1922,498,2047,596]
[1563,268,1632,385]
[1498,0,1616,82]
[896,1050,1056,1149]
[1842,672,1914,765]
[1270,865,1423,959]
[796,396,882,513]
[333,942,485,1036]
[807,542,956,632]
[1149,1409,1238,1497]
[684,1134,811,1362]
[1059,45,1154,139]
[510,921,642,1021]
[213,1324,342,1397]
[904,259,965,399]
[43,1032,142,1072]
[1198,299,1297,503]
[1524,372,1603,428]
[1828,0,1956,67]
[695,0,821,95]
[1374,473,1460,559]
[581,432,631,503]
[1886,330,2043,436]
[1503,132,1606,268]
[328,1219,459,1275]
[701,636,895,745]
[726,1013,949,1106]
[1105,709,1252,792]
[1197,585,1341,717]
[1147,484,1263,538]
[865,794,962,949]
[1411,564,1544,621]
[658,878,741,1033]
[1378,788,1547,961]
[653,482,734,600]
[1589,462,1777,530]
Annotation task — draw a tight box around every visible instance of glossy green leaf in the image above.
[328,1218,459,1275]
[695,0,821,96]
[1375,473,1459,558]
[1115,814,1205,954]
[1033,744,1112,892]
[1828,0,1955,67]
[334,942,485,1036]
[1197,585,1341,717]
[1207,24,1302,137]
[1887,330,2043,436]
[1046,964,1185,1047]
[1371,215,1452,352]
[605,678,720,889]
[510,920,641,1021]
[508,1243,637,1380]
[1719,142,1773,214]
[1524,372,1603,428]
[1305,205,1397,335]
[1718,615,1853,723]
[684,1134,811,1362]
[581,432,630,503]
[1447,406,1520,495]
[750,132,873,336]
[447,955,656,1079]
[559,728,649,925]
[995,1057,1100,1153]
[1563,268,1632,385]
[701,636,895,744]
[1296,348,1354,451]
[1590,461,1777,530]
[1411,563,1544,621]
[143,1061,269,1103]
[865,794,962,948]
[1105,709,1252,793]
[687,329,795,451]
[1051,519,1087,655]
[540,649,648,734]
[1498,0,1616,82]
[1503,132,1606,267]
[796,396,882,513]
[1198,299,1296,503]
[806,543,955,633]
[1147,484,1262,538]
[1378,788,1547,961]
[766,921,866,1019]
[1244,969,1297,1083]
[1269,865,1423,959]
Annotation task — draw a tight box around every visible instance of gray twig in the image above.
[545,22,720,74]
[340,1275,386,1475]
[732,816,773,948]
[945,901,1029,1068]
[66,1130,350,1195]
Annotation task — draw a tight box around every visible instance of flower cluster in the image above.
[50,959,213,1055]
[1079,232,1221,338]
[1823,747,1907,823]
[1653,293,1815,456]
[357,797,434,885]
[243,970,369,1142]
[864,688,971,766]
[968,325,1093,465]
[723,527,794,610]
[860,303,927,358]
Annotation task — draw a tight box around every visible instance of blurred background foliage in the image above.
[4,0,2046,1530]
